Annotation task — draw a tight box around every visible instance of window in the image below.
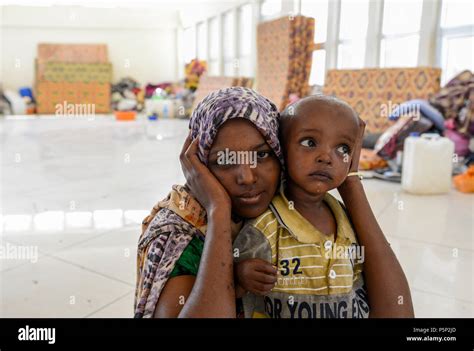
[310,49,326,86]
[197,22,207,61]
[237,4,253,76]
[441,0,474,27]
[337,0,369,69]
[301,0,328,85]
[302,0,328,43]
[439,0,474,84]
[380,0,423,67]
[223,11,236,76]
[380,35,420,67]
[208,17,219,76]
[339,0,369,40]
[442,36,474,81]
[383,0,423,35]
[338,40,366,69]
[183,27,196,64]
[261,0,282,18]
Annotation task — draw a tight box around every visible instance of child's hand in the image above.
[235,258,278,296]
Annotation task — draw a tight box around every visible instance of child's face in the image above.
[282,102,359,195]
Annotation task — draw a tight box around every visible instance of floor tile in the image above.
[0,255,131,318]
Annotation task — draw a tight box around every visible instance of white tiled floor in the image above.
[1,115,473,317]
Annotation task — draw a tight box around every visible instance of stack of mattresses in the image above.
[192,73,254,111]
[323,67,441,133]
[256,16,315,111]
[35,44,112,114]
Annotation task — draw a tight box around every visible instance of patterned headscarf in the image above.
[189,87,284,166]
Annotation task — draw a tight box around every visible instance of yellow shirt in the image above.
[233,187,370,318]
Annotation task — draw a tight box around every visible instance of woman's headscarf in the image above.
[189,86,284,166]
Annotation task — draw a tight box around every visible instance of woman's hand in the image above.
[156,133,237,318]
[180,133,231,214]
[339,117,366,191]
[349,117,366,173]
[332,117,414,317]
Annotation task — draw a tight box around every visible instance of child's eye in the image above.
[300,138,316,147]
[336,144,351,155]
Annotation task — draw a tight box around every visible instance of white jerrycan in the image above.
[401,133,455,194]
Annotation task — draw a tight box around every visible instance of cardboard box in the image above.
[35,44,112,115]
[36,81,111,114]
[42,62,112,84]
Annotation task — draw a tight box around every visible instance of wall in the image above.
[1,5,180,91]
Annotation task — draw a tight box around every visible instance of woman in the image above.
[135,87,413,318]
[134,87,283,317]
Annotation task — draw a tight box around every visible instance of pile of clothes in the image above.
[111,76,198,118]
[363,70,474,190]
[111,77,144,111]
[373,70,473,160]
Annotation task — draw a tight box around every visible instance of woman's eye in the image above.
[336,145,350,155]
[257,150,271,159]
[300,138,316,147]
[217,160,233,167]
[210,158,230,167]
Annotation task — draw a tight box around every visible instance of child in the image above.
[233,95,370,318]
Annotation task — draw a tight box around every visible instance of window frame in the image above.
[177,0,473,87]
[436,0,474,84]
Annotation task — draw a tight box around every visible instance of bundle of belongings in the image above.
[1,85,35,115]
[18,87,36,114]
[111,77,144,112]
[323,67,473,188]
[374,70,473,160]
[35,43,112,114]
[372,70,473,189]
[144,82,192,119]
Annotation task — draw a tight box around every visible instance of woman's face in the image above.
[207,118,281,219]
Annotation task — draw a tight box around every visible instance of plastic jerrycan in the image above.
[401,133,455,194]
